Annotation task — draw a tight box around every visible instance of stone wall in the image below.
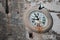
[0,0,27,40]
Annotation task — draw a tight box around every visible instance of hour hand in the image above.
[32,18,39,20]
[32,18,36,20]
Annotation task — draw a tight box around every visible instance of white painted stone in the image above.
[50,13,60,34]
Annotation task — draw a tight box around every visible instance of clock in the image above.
[23,7,53,33]
[29,11,48,28]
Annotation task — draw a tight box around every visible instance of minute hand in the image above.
[34,14,39,20]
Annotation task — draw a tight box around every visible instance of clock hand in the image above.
[34,13,39,20]
[32,18,39,20]
[34,13,38,18]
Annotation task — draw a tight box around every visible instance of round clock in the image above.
[23,8,53,33]
[29,11,48,28]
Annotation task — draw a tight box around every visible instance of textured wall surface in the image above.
[0,0,27,40]
[0,0,60,40]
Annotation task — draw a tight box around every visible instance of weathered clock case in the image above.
[23,6,53,33]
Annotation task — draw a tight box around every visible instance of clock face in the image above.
[29,11,48,28]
